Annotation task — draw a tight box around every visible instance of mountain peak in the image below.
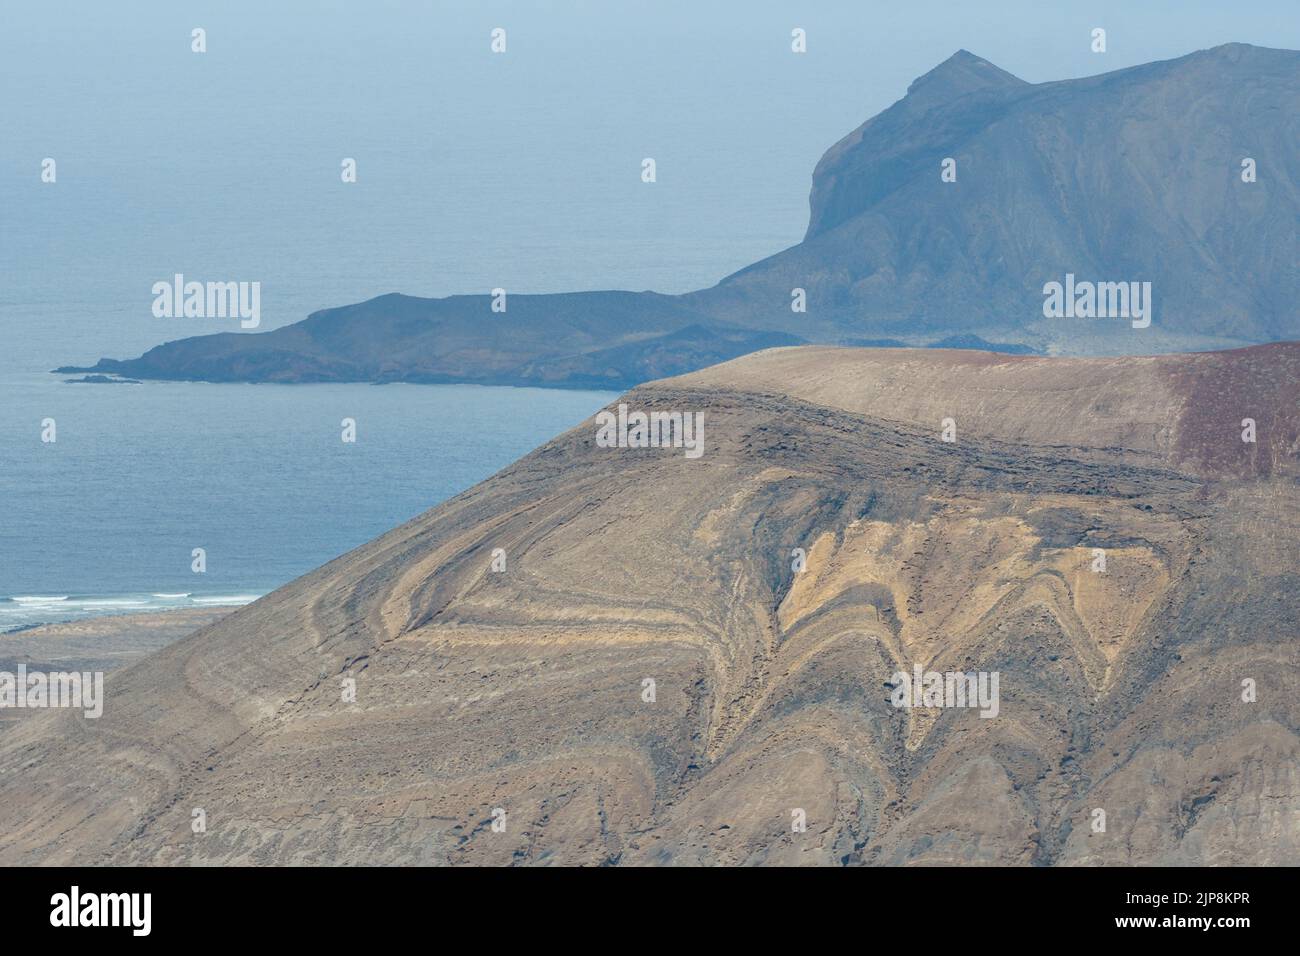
[905,49,1026,100]
[1186,41,1297,66]
[1202,41,1266,55]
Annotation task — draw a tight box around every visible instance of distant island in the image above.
[59,44,1299,390]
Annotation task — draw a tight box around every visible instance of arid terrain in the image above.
[1,344,1297,865]
[0,609,231,732]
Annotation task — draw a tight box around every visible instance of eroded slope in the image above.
[0,345,1295,865]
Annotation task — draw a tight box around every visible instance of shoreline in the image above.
[0,594,261,634]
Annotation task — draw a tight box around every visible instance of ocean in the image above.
[0,373,616,629]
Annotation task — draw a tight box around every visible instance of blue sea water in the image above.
[0,373,615,629]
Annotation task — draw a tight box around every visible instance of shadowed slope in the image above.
[690,44,1299,351]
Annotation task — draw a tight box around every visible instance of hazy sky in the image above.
[2,1,1296,366]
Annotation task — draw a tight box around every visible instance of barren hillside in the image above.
[1,344,1296,865]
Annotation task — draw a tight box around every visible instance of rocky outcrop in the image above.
[689,44,1299,350]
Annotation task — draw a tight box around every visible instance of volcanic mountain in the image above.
[3,342,1297,864]
[61,43,1299,388]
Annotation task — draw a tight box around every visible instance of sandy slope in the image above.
[0,610,231,731]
